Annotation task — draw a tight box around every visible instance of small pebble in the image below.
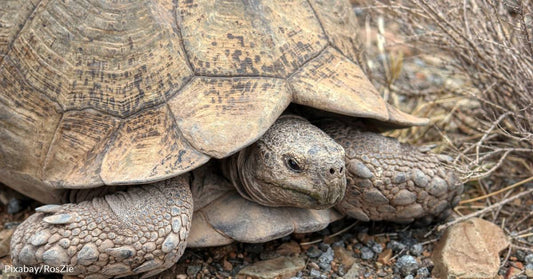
[230,264,244,276]
[3,222,20,229]
[371,242,383,254]
[398,231,417,243]
[395,255,419,276]
[7,198,23,214]
[317,247,334,270]
[516,250,526,261]
[360,247,375,260]
[388,240,407,252]
[337,264,345,276]
[404,275,414,279]
[353,7,364,16]
[186,265,201,277]
[306,246,322,258]
[416,267,430,277]
[342,233,354,242]
[409,243,423,256]
[318,242,330,252]
[525,253,533,264]
[310,269,321,277]
[308,261,320,270]
[332,240,345,248]
[525,263,533,277]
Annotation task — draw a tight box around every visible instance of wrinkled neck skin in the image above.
[222,147,271,206]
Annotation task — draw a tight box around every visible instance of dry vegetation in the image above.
[355,0,532,253]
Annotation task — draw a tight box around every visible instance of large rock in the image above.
[237,256,305,279]
[432,218,509,278]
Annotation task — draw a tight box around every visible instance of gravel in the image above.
[186,265,201,277]
[409,243,423,256]
[3,222,20,229]
[525,253,533,264]
[318,242,330,251]
[306,246,322,258]
[516,250,527,261]
[1,191,528,279]
[337,264,345,276]
[525,263,533,277]
[416,267,431,277]
[360,246,375,260]
[317,247,334,270]
[332,240,345,248]
[7,198,24,214]
[395,255,419,276]
[371,242,383,254]
[309,268,321,277]
[388,240,407,252]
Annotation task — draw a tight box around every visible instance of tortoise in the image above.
[0,0,463,277]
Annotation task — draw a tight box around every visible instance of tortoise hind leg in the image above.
[10,177,193,278]
[320,122,463,224]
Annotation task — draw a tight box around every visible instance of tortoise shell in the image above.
[0,0,426,203]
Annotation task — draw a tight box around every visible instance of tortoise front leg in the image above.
[10,176,193,278]
[321,122,463,224]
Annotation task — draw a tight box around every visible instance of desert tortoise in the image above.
[0,0,462,277]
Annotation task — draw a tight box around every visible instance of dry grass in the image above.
[354,0,532,253]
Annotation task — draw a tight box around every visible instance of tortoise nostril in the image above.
[330,168,335,175]
[339,167,344,173]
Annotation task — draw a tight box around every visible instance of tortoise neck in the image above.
[222,146,272,206]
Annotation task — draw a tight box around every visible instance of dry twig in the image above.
[436,188,533,232]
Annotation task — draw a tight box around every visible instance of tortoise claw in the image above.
[43,213,79,224]
[35,204,63,213]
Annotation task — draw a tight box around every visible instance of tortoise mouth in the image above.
[245,177,346,210]
[280,186,343,209]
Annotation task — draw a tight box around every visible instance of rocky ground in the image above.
[0,195,531,279]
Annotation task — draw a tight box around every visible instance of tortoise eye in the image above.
[286,158,302,172]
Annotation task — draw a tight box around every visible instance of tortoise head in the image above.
[226,115,346,209]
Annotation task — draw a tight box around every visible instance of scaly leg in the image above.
[321,121,463,224]
[11,176,193,278]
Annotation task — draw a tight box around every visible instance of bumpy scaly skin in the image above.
[11,177,193,278]
[321,121,463,223]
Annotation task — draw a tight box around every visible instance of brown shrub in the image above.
[360,0,532,179]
